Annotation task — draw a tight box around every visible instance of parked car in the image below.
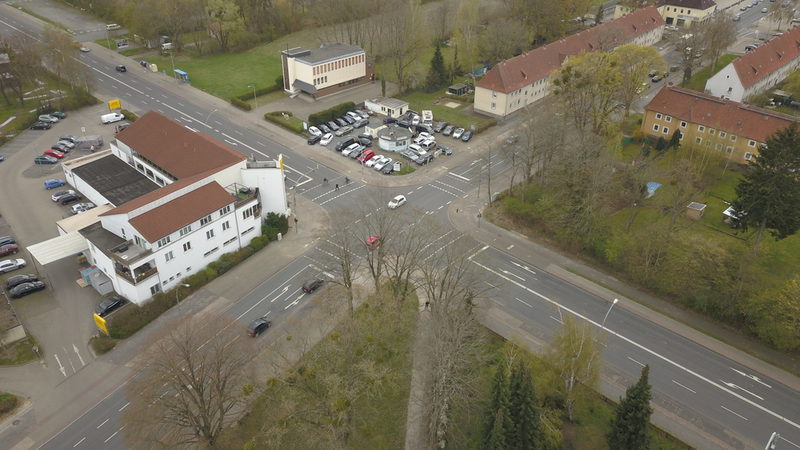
[302,278,324,293]
[414,154,433,165]
[6,274,38,290]
[381,164,394,175]
[101,112,125,124]
[357,149,375,163]
[452,128,465,139]
[354,118,369,128]
[365,154,384,168]
[9,281,46,298]
[358,136,372,146]
[51,143,70,153]
[95,296,126,317]
[308,126,322,136]
[246,317,271,337]
[59,193,82,205]
[341,143,361,157]
[319,124,331,134]
[651,73,664,82]
[387,195,407,209]
[115,64,127,72]
[51,189,76,202]
[346,111,361,120]
[414,132,433,143]
[320,133,333,146]
[461,130,473,142]
[38,114,58,123]
[411,115,420,126]
[43,149,65,159]
[442,125,454,136]
[398,119,412,128]
[356,110,369,119]
[374,157,393,171]
[358,132,372,142]
[366,236,381,249]
[71,202,96,214]
[336,138,357,152]
[0,155,4,162]
[79,46,90,52]
[307,134,322,145]
[433,122,448,133]
[335,118,349,127]
[0,244,18,257]
[49,111,67,119]
[334,125,353,137]
[44,179,66,189]
[341,115,356,125]
[30,122,52,130]
[349,146,365,159]
[383,117,397,124]
[0,258,26,273]
[56,140,75,149]
[0,236,15,246]
[34,156,58,164]
[326,120,339,131]
[59,135,77,143]
[438,145,453,156]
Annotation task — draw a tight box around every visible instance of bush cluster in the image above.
[121,109,138,122]
[89,336,117,355]
[308,101,356,126]
[0,393,18,415]
[230,97,252,111]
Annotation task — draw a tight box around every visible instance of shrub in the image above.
[231,97,252,111]
[262,225,280,241]
[121,109,138,122]
[265,212,289,234]
[90,336,118,354]
[308,101,356,126]
[0,393,18,415]
[248,235,269,251]
[236,83,281,101]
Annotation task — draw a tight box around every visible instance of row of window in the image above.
[313,76,328,86]
[652,113,757,147]
[312,54,364,76]
[664,7,697,14]
[157,204,234,249]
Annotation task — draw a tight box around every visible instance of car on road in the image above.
[51,189,76,202]
[387,195,407,209]
[44,179,66,189]
[0,236,15,246]
[0,244,18,257]
[43,149,66,159]
[38,114,59,123]
[246,317,272,337]
[366,236,381,249]
[357,149,375,163]
[95,296,126,317]
[651,73,664,82]
[374,157,393,171]
[6,274,38,290]
[71,202,96,214]
[762,6,768,12]
[80,46,90,52]
[302,278,324,293]
[320,133,333,146]
[308,126,322,136]
[461,130,473,142]
[307,134,322,145]
[0,258,26,273]
[101,112,125,124]
[59,193,82,205]
[30,121,52,130]
[9,281,46,298]
[34,155,58,164]
[115,64,127,72]
[438,145,453,156]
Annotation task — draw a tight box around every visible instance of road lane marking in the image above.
[185,126,198,132]
[449,172,471,181]
[501,269,524,281]
[507,244,514,250]
[730,367,772,388]
[672,380,696,394]
[720,405,748,421]
[73,437,85,447]
[550,315,563,324]
[515,297,532,308]
[722,381,764,401]
[73,344,85,366]
[104,430,120,443]
[627,356,645,367]
[54,354,66,377]
[97,418,109,428]
[118,401,130,412]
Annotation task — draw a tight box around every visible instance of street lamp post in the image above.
[248,84,257,109]
[290,184,298,232]
[602,298,619,328]
[175,283,191,307]
[170,50,176,79]
[105,29,111,50]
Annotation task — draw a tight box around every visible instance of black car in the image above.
[95,296,126,317]
[10,281,46,298]
[34,156,58,164]
[398,120,412,128]
[115,65,127,72]
[433,122,448,133]
[31,121,52,130]
[51,143,70,153]
[49,111,67,119]
[341,115,355,125]
[0,236,15,247]
[6,274,38,290]
[246,317,271,337]
[439,145,453,156]
[461,131,473,142]
[358,137,372,146]
[59,193,82,205]
[302,278,324,293]
[307,134,322,145]
[319,124,331,134]
[335,137,357,152]
[381,164,394,174]
[383,117,397,124]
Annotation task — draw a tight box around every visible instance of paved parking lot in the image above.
[0,104,125,383]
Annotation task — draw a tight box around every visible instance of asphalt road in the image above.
[0,4,797,450]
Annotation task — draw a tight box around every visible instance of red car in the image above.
[357,149,375,163]
[43,149,65,159]
[0,244,18,257]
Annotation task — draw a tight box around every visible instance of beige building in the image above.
[615,0,717,28]
[642,85,797,164]
[474,6,664,118]
[280,43,373,99]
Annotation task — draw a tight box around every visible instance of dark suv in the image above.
[335,137,356,152]
[247,317,271,337]
[302,278,324,293]
[6,274,38,289]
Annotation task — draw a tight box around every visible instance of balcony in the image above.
[114,260,158,285]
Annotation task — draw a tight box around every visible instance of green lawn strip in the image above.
[226,292,417,449]
[683,54,737,91]
[0,392,20,420]
[0,337,39,366]
[401,90,494,132]
[263,111,304,135]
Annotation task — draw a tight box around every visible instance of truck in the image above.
[75,135,104,150]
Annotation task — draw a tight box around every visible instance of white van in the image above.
[101,112,125,124]
[106,24,121,31]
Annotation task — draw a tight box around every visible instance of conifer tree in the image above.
[508,361,541,449]
[485,408,509,450]
[484,366,510,447]
[607,364,653,450]
[426,43,448,91]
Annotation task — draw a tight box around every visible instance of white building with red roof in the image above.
[29,111,288,305]
[474,6,664,118]
[705,26,800,102]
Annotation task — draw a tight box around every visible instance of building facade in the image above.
[705,25,800,102]
[474,6,664,118]
[281,43,373,99]
[642,85,797,164]
[614,0,716,27]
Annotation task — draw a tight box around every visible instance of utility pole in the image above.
[248,84,257,109]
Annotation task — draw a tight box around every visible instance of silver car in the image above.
[0,258,26,273]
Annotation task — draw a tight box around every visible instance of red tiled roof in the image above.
[476,6,664,94]
[732,26,800,89]
[645,85,797,142]
[128,182,234,242]
[115,111,245,179]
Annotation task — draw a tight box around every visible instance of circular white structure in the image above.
[377,126,412,152]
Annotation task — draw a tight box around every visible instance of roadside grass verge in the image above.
[683,54,737,91]
[0,392,20,420]
[264,111,305,134]
[0,337,39,365]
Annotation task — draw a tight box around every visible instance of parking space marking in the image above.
[448,172,471,182]
[428,182,459,197]
[434,179,467,194]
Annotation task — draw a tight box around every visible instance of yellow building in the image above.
[642,85,797,164]
[615,0,717,28]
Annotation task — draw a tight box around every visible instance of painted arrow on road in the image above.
[73,344,85,367]
[270,285,289,303]
[54,354,66,377]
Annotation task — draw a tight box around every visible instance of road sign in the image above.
[93,313,108,335]
[108,99,122,111]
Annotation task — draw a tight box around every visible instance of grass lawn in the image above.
[402,88,495,133]
[263,111,304,134]
[683,54,738,91]
[0,337,38,366]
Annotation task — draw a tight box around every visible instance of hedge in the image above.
[0,393,18,416]
[121,109,138,122]
[104,214,290,343]
[264,111,305,134]
[235,75,284,102]
[308,101,356,126]
[230,97,252,111]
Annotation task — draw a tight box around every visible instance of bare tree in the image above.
[517,104,567,186]
[699,13,737,71]
[671,25,704,84]
[356,195,399,291]
[123,317,254,449]
[317,209,363,316]
[381,0,427,90]
[478,18,527,65]
[614,44,665,118]
[206,0,245,52]
[382,213,437,303]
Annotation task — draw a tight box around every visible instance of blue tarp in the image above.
[646,182,661,199]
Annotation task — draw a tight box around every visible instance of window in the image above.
[709,128,716,135]
[492,91,497,98]
[200,215,212,226]
[150,284,161,295]
[655,113,662,119]
[680,121,687,128]
[652,124,660,131]
[716,143,723,150]
[730,135,737,142]
[744,152,753,160]
[186,266,191,272]
[662,127,669,134]
[165,251,174,262]
[243,205,258,220]
[748,140,756,147]
[203,247,219,257]
[219,205,231,215]
[206,229,215,239]
[726,146,733,153]
[135,235,145,247]
[180,225,192,236]
[719,131,727,138]
[665,116,672,122]
[698,125,705,132]
[695,137,702,144]
[157,236,170,248]
[491,102,496,109]
[183,242,192,252]
[241,227,255,236]
[222,221,230,231]
[224,237,237,246]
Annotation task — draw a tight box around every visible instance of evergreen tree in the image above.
[484,366,510,446]
[731,123,800,249]
[668,129,681,150]
[426,43,448,91]
[507,361,541,449]
[485,408,509,450]
[607,364,653,450]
